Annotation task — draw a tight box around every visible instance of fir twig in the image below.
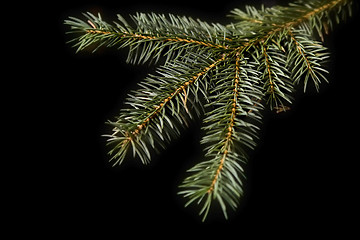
[65,0,354,221]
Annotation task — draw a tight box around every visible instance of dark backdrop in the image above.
[24,0,359,237]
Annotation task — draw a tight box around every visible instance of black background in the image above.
[17,0,359,237]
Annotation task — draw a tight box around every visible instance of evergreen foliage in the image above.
[65,0,354,221]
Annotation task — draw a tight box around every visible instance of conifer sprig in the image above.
[65,0,354,221]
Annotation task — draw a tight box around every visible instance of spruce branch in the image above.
[65,0,354,221]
